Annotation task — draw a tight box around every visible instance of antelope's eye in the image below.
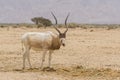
[60,39,63,43]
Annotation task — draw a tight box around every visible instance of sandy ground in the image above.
[0,27,120,80]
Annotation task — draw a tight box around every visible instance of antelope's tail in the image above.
[21,40,24,53]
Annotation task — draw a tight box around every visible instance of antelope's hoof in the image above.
[22,67,25,70]
[42,67,56,72]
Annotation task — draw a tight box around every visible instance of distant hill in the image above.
[0,0,120,24]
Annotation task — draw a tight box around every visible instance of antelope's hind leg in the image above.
[23,46,31,69]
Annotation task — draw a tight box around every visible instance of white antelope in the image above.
[21,12,70,69]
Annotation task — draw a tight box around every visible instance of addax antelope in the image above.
[21,12,70,69]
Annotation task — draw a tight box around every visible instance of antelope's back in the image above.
[22,32,56,51]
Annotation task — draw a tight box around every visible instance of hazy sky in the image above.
[0,0,120,24]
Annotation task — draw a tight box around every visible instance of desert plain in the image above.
[0,27,120,80]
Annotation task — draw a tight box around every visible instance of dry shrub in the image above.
[68,23,80,28]
[107,26,117,30]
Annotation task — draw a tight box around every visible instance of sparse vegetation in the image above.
[0,23,120,30]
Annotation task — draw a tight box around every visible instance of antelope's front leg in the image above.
[48,50,53,68]
[40,50,47,69]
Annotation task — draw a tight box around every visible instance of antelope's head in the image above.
[51,12,70,47]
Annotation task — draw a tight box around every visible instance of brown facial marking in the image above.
[59,33,66,38]
[59,33,66,47]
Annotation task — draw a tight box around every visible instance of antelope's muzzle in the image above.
[62,43,65,46]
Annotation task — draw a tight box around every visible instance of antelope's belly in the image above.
[31,47,43,51]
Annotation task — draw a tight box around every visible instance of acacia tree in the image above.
[31,17,52,28]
